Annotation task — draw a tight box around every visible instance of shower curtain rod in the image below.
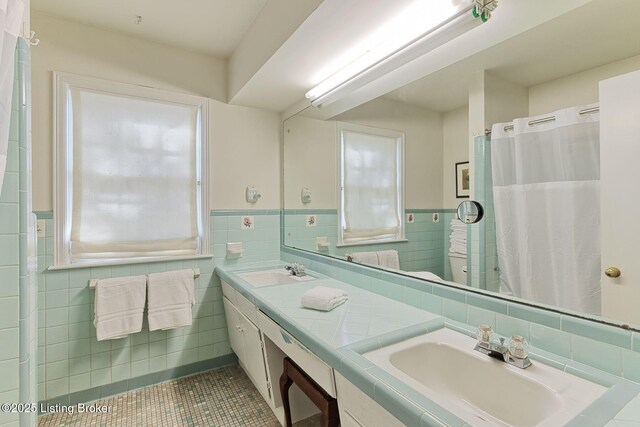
[484,106,600,135]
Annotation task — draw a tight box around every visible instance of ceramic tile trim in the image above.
[34,211,281,404]
[216,266,460,426]
[211,209,281,216]
[34,210,283,219]
[281,246,639,356]
[37,354,237,413]
[222,258,640,425]
[219,263,640,425]
[282,208,457,214]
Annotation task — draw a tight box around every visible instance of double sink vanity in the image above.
[216,263,638,427]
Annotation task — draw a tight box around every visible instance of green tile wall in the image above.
[0,70,20,427]
[284,210,448,277]
[0,39,34,427]
[0,39,37,426]
[16,38,38,427]
[471,135,500,292]
[282,246,640,386]
[36,210,280,403]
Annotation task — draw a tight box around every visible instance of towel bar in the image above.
[89,268,201,288]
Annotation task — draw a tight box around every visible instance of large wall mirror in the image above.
[283,0,640,330]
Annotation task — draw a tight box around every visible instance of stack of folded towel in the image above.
[449,218,467,255]
[376,250,400,269]
[350,251,379,266]
[147,269,195,331]
[93,275,147,341]
[301,286,348,311]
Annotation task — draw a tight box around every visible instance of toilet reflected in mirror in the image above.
[456,201,484,224]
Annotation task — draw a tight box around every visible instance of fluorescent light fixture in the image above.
[305,0,494,108]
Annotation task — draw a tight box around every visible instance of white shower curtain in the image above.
[0,0,25,196]
[491,104,601,314]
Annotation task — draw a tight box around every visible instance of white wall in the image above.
[443,106,469,210]
[284,97,444,210]
[485,72,529,126]
[31,13,281,210]
[336,97,443,209]
[211,101,281,209]
[529,54,640,116]
[283,115,336,209]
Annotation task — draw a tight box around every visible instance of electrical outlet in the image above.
[432,213,440,223]
[37,220,46,238]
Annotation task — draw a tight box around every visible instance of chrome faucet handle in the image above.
[473,326,532,369]
[509,335,529,359]
[476,324,494,347]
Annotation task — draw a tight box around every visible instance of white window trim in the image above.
[53,72,210,267]
[336,121,405,246]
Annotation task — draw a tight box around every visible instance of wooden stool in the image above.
[279,357,340,427]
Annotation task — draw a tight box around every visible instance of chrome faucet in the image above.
[285,263,305,277]
[474,325,532,369]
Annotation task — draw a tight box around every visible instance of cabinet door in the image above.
[240,312,271,402]
[223,297,244,361]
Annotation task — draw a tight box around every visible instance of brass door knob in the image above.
[605,267,621,278]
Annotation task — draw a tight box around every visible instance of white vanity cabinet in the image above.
[221,278,333,425]
[335,372,403,427]
[221,279,273,405]
[222,297,272,402]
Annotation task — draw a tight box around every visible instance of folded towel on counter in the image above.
[376,250,400,269]
[350,251,379,266]
[405,271,444,282]
[147,269,195,331]
[93,275,147,341]
[301,286,348,311]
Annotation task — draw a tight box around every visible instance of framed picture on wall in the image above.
[455,161,470,198]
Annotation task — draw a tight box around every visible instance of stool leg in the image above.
[319,399,339,427]
[279,369,294,427]
[327,399,340,427]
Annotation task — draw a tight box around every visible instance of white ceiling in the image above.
[30,0,640,114]
[383,0,640,112]
[30,0,268,57]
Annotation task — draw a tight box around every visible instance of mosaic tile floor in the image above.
[39,365,321,427]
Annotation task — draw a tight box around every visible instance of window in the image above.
[54,73,209,266]
[338,122,404,246]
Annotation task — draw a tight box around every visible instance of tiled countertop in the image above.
[216,262,640,427]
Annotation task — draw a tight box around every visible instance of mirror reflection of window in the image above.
[338,123,404,246]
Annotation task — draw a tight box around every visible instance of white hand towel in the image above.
[376,250,400,269]
[406,271,443,282]
[147,269,195,331]
[350,251,379,266]
[301,286,348,312]
[93,275,147,341]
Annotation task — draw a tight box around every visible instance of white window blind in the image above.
[339,124,404,245]
[55,74,209,265]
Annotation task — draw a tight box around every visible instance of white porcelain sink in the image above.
[364,328,606,427]
[237,268,315,287]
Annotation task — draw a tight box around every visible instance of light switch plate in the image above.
[246,186,261,203]
[432,213,440,223]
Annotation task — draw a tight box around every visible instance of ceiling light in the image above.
[305,0,498,108]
